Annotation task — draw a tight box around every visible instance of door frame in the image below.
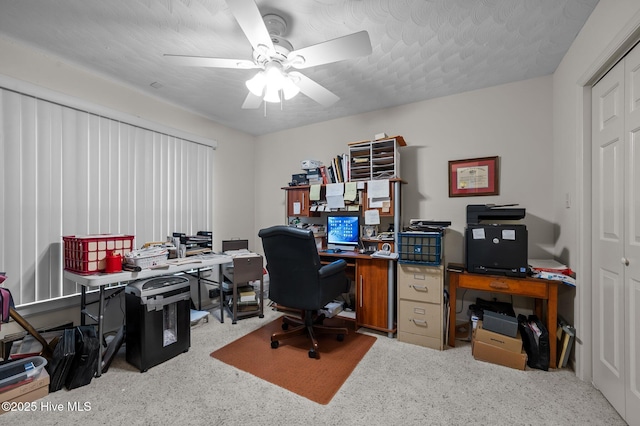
[575,17,640,383]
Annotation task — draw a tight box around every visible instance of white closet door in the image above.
[623,42,640,426]
[592,55,626,418]
[592,40,640,426]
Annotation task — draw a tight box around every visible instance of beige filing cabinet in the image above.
[397,264,444,350]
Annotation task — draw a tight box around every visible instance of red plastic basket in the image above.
[63,234,135,274]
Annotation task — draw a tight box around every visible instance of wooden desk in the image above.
[447,268,559,368]
[319,250,396,336]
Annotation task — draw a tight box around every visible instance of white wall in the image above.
[553,0,640,381]
[255,76,555,263]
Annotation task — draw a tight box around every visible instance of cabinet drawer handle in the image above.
[411,319,427,326]
[411,285,428,292]
[489,281,509,289]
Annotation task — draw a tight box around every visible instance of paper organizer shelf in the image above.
[63,234,134,274]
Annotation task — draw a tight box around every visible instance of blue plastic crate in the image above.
[398,232,442,265]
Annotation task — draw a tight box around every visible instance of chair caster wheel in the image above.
[271,340,279,349]
[337,334,345,342]
[308,349,317,359]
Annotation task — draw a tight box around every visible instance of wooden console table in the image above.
[447,267,559,368]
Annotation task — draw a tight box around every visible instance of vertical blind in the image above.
[0,87,215,307]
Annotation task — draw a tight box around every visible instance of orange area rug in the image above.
[210,317,376,404]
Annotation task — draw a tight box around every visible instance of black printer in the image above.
[465,204,528,277]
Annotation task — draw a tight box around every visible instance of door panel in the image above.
[598,268,623,375]
[592,57,626,417]
[624,43,640,425]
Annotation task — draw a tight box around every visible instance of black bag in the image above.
[46,328,76,392]
[518,314,550,371]
[65,325,100,390]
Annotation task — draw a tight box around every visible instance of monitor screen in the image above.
[327,215,360,247]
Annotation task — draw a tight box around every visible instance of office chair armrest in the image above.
[318,259,347,279]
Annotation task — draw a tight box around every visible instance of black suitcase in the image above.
[65,325,99,389]
[46,328,76,392]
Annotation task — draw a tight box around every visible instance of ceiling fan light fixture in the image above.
[282,76,300,100]
[246,71,266,96]
[264,62,286,90]
[263,84,281,103]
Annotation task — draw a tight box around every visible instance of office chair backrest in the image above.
[258,225,324,310]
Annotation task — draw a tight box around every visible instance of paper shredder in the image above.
[125,276,191,372]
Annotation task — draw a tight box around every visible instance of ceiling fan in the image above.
[163,0,372,109]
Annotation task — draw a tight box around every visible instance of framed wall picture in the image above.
[448,156,499,197]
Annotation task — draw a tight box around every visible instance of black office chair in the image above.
[258,225,350,358]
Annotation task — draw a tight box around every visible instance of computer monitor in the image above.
[326,214,360,249]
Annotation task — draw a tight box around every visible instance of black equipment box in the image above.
[466,224,528,277]
[125,276,191,372]
[465,205,528,277]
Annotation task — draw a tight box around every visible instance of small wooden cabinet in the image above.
[397,264,444,350]
[284,186,318,217]
[356,257,390,331]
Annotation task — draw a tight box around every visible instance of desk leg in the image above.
[259,277,264,318]
[96,285,105,377]
[448,272,458,348]
[548,283,558,368]
[197,268,202,311]
[80,286,87,326]
[219,264,224,323]
[232,276,238,324]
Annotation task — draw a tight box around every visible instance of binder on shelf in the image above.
[333,156,343,183]
[327,165,336,183]
[239,290,256,302]
[319,166,329,184]
[556,316,575,368]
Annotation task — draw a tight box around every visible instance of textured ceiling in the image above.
[0,0,599,136]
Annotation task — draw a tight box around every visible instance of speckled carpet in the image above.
[0,305,626,425]
[210,317,375,404]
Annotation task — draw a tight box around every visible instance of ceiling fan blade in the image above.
[227,0,275,53]
[164,54,259,69]
[287,31,372,70]
[242,91,263,109]
[290,72,339,107]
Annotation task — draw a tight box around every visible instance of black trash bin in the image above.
[125,276,191,372]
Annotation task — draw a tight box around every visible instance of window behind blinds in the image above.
[0,86,215,307]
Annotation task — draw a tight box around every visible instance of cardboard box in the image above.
[0,368,50,414]
[472,339,527,370]
[475,320,523,353]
